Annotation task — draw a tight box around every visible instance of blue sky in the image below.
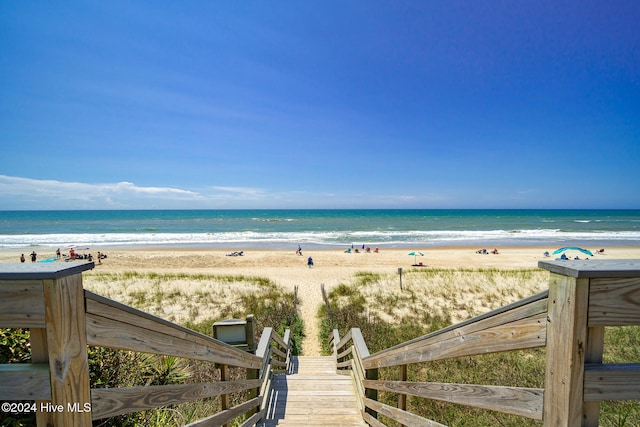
[1,1,639,209]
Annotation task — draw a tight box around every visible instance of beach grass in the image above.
[1,271,303,427]
[84,271,304,426]
[318,268,640,426]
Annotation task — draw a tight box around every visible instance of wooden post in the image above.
[30,328,54,427]
[41,272,92,426]
[365,367,379,419]
[543,272,589,426]
[220,363,230,427]
[539,259,640,426]
[583,326,604,427]
[398,364,407,411]
[0,263,94,427]
[246,366,259,417]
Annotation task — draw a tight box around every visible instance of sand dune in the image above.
[3,246,639,355]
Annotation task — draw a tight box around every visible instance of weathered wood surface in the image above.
[85,291,261,369]
[43,274,92,426]
[539,259,640,278]
[543,274,589,427]
[364,398,446,427]
[364,379,543,419]
[91,379,262,420]
[185,397,262,427]
[0,281,45,327]
[584,363,640,402]
[260,356,366,426]
[588,277,640,326]
[364,297,548,369]
[30,327,55,427]
[0,363,51,400]
[0,261,94,280]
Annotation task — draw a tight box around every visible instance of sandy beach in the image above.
[3,245,640,355]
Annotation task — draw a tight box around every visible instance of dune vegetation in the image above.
[318,267,640,427]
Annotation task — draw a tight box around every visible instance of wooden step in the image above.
[258,356,367,427]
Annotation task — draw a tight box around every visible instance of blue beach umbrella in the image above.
[408,251,424,264]
[552,247,594,257]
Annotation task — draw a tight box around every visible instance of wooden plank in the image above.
[364,398,447,426]
[364,296,547,369]
[256,327,273,358]
[584,363,640,402]
[85,295,261,369]
[539,259,640,278]
[30,327,55,427]
[0,363,51,400]
[351,328,370,359]
[0,261,94,280]
[86,312,260,368]
[583,327,605,426]
[43,275,92,426]
[365,379,543,420]
[282,329,291,369]
[336,328,353,352]
[365,312,546,369]
[219,363,230,424]
[332,329,340,358]
[91,379,262,419]
[362,411,386,427]
[271,345,287,359]
[398,364,407,411]
[239,408,264,427]
[588,278,640,326]
[337,345,353,361]
[184,396,261,427]
[543,274,589,427]
[352,360,365,411]
[270,330,287,350]
[0,281,45,327]
[337,359,352,369]
[272,360,287,368]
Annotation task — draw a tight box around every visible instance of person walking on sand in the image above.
[307,256,314,268]
[20,254,25,263]
[30,251,37,262]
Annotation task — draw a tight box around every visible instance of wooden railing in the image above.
[332,259,640,426]
[0,262,291,426]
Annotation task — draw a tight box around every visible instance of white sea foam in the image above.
[1,229,639,249]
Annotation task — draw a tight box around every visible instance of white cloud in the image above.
[0,175,203,209]
[0,175,450,209]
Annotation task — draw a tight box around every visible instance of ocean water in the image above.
[0,209,639,250]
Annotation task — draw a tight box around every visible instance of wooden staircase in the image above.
[259,356,367,426]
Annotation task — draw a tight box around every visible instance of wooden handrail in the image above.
[331,260,640,427]
[363,290,549,369]
[85,291,262,369]
[0,262,292,427]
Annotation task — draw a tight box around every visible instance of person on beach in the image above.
[297,245,303,256]
[56,248,61,259]
[307,256,314,267]
[30,251,37,262]
[20,254,25,263]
